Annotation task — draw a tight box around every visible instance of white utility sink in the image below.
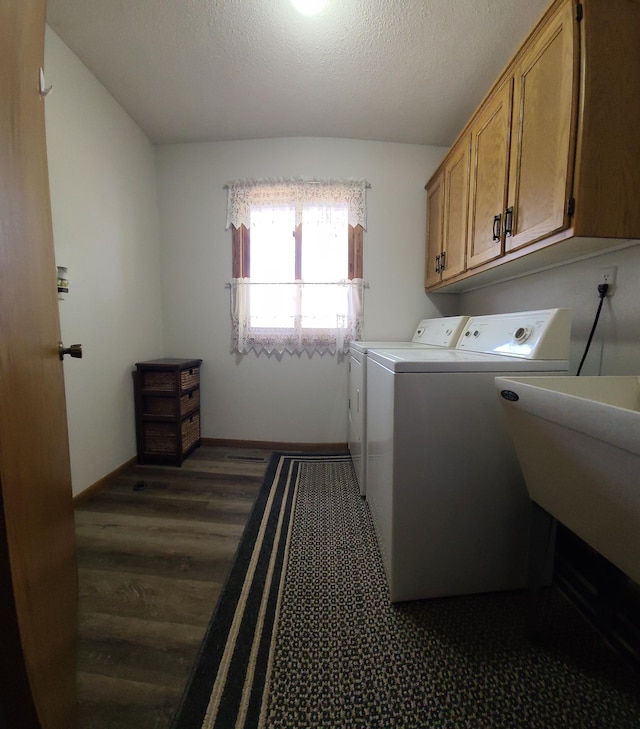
[495,376,640,584]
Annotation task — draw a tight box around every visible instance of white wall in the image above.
[45,28,165,495]
[155,138,454,444]
[459,243,640,375]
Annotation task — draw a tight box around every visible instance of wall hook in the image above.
[39,68,53,97]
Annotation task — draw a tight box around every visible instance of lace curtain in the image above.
[226,179,368,356]
[225,178,368,230]
[229,279,365,355]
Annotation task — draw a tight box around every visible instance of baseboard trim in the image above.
[73,456,137,507]
[200,437,349,453]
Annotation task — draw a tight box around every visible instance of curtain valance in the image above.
[225,178,369,230]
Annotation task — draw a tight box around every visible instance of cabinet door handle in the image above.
[493,214,502,242]
[440,251,446,270]
[435,254,441,273]
[504,207,514,237]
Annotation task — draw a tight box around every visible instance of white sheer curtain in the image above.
[226,179,367,356]
[229,279,365,355]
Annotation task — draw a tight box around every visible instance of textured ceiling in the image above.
[46,0,551,147]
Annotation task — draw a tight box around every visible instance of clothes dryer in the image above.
[348,315,468,495]
[365,309,571,602]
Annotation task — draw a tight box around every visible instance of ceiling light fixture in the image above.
[290,0,329,16]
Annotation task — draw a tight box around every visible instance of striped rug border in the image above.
[170,452,352,729]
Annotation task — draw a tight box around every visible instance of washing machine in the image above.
[348,315,469,496]
[365,308,571,603]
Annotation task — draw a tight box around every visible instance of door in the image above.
[506,0,578,253]
[0,2,79,728]
[424,169,444,288]
[467,78,513,269]
[441,134,470,282]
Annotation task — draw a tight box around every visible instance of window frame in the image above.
[231,223,363,280]
[226,178,367,354]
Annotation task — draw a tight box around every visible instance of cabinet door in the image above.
[467,79,513,269]
[506,0,578,253]
[441,135,470,281]
[424,170,445,288]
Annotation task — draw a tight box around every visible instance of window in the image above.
[226,179,367,355]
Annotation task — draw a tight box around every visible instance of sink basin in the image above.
[495,376,640,584]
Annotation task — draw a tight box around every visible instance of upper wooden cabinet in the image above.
[506,0,577,253]
[467,79,513,269]
[425,134,470,287]
[425,169,444,288]
[425,0,640,292]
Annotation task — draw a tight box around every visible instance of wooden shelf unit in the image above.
[133,358,202,466]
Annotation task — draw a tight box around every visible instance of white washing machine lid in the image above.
[367,348,569,373]
[350,340,447,354]
[350,315,469,354]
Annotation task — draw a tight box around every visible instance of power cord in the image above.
[576,283,608,375]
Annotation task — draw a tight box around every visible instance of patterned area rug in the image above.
[171,453,640,729]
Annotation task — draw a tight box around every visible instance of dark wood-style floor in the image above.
[74,446,271,729]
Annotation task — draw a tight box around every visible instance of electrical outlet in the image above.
[599,266,617,295]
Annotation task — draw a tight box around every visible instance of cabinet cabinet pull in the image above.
[504,207,514,237]
[440,251,446,270]
[435,254,441,273]
[493,214,502,242]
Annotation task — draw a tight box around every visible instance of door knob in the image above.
[59,342,83,360]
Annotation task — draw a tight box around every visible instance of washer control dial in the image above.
[513,326,532,343]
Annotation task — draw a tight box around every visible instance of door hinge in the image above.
[576,4,583,22]
[566,197,576,217]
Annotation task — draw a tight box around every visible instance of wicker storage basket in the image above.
[142,412,200,455]
[140,366,199,393]
[182,413,200,452]
[180,390,199,416]
[180,367,200,391]
[140,370,175,391]
[142,390,200,418]
[142,422,177,454]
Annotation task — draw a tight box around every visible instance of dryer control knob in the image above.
[513,326,531,343]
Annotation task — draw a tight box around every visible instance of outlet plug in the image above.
[599,266,617,295]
